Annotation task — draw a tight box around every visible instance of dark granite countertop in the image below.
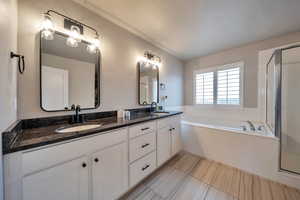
[3,111,182,154]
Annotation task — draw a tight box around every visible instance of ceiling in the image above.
[76,0,300,60]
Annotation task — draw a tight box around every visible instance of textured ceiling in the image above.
[76,0,300,60]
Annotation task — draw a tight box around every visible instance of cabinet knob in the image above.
[142,164,150,171]
[94,158,99,163]
[141,143,150,148]
[82,163,87,168]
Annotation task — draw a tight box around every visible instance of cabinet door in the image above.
[157,127,171,166]
[171,123,182,156]
[22,156,88,200]
[92,142,128,200]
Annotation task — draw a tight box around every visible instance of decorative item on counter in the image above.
[159,96,168,111]
[160,83,166,90]
[117,109,124,118]
[124,111,131,120]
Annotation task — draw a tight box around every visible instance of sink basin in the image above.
[56,124,102,133]
[152,111,170,116]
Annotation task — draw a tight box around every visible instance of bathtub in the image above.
[181,117,275,138]
[179,116,300,190]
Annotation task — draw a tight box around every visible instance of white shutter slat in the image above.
[217,67,240,105]
[195,72,214,104]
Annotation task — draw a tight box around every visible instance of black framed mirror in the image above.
[40,31,100,112]
[138,62,159,105]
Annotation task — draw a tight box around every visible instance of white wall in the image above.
[0,0,18,199]
[184,31,300,108]
[18,0,184,119]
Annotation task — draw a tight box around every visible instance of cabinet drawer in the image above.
[129,121,156,139]
[129,132,156,162]
[129,151,156,187]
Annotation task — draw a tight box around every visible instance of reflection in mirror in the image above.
[138,62,159,105]
[40,31,100,111]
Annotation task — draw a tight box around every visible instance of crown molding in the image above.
[72,0,183,60]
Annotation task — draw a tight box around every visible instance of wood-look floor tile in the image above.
[283,185,300,200]
[192,159,212,181]
[123,152,300,200]
[239,172,253,200]
[174,153,200,173]
[201,161,220,185]
[211,164,234,194]
[252,175,262,200]
[270,181,287,200]
[131,187,162,200]
[120,183,148,200]
[171,176,209,200]
[149,169,187,198]
[259,177,273,200]
[205,187,235,200]
[229,168,241,198]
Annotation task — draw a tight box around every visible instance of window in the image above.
[194,62,243,106]
[195,72,214,104]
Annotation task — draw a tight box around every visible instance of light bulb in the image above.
[66,37,79,47]
[66,25,81,47]
[41,29,54,40]
[41,13,54,40]
[87,37,100,54]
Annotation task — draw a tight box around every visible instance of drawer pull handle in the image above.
[142,164,150,171]
[82,163,87,168]
[141,143,150,148]
[141,127,150,131]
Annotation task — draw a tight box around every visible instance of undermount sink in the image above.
[152,111,170,116]
[56,124,102,133]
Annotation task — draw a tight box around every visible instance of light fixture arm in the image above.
[45,10,99,37]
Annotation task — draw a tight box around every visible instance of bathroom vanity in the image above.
[3,111,182,200]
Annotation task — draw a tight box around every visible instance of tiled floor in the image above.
[121,152,300,200]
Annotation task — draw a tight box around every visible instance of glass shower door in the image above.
[280,46,300,174]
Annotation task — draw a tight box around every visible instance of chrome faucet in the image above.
[150,102,157,112]
[71,104,83,124]
[246,120,256,131]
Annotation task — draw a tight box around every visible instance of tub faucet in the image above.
[246,120,256,131]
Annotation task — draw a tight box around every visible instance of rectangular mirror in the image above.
[138,62,159,105]
[40,31,100,112]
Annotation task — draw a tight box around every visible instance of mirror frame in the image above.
[39,31,101,112]
[138,62,159,105]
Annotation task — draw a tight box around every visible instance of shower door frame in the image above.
[269,45,300,175]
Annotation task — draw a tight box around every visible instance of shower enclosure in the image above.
[266,45,300,175]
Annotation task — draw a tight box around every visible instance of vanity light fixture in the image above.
[139,51,162,67]
[41,13,55,40]
[41,10,101,53]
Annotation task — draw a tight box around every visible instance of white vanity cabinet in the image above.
[4,114,182,200]
[22,156,89,200]
[91,142,128,200]
[157,116,182,167]
[4,128,128,200]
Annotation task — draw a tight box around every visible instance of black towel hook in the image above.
[10,52,25,74]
